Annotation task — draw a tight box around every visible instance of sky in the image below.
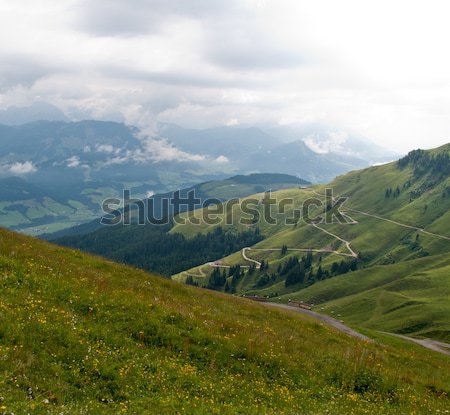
[0,0,449,153]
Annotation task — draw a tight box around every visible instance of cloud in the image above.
[74,0,234,37]
[215,155,229,163]
[9,161,37,174]
[141,138,205,163]
[203,20,304,71]
[303,131,349,155]
[99,137,207,165]
[66,156,80,168]
[96,144,115,154]
[0,54,62,91]
[0,1,450,152]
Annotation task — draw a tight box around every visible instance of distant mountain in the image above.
[46,172,309,240]
[0,118,395,234]
[0,120,231,234]
[158,122,396,182]
[265,123,399,164]
[0,102,69,125]
[158,123,278,157]
[0,176,50,202]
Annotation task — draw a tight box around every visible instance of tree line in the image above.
[57,224,262,276]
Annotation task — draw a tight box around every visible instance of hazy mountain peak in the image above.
[0,102,69,125]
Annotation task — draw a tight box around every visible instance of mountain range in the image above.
[0,104,448,414]
[0,104,397,235]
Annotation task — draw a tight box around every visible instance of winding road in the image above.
[311,223,358,257]
[264,302,371,341]
[348,208,450,241]
[182,186,450,356]
[263,302,450,355]
[380,332,450,356]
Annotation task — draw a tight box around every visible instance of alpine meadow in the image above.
[1,1,450,415]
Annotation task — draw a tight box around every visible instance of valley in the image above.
[2,3,450,413]
[168,144,450,342]
[54,144,450,346]
[1,137,449,414]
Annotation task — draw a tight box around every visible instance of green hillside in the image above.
[0,228,449,414]
[279,253,450,341]
[170,145,450,342]
[47,172,308,241]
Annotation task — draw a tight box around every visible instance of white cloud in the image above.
[215,155,229,163]
[0,0,450,152]
[303,131,349,155]
[9,161,36,174]
[142,138,205,163]
[99,137,207,164]
[96,144,115,153]
[66,155,80,167]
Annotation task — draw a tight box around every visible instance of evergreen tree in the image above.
[305,252,313,269]
[349,259,358,271]
[316,265,324,280]
[331,262,339,275]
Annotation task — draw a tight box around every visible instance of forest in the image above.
[57,224,262,276]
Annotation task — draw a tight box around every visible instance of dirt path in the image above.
[242,247,262,268]
[264,303,450,356]
[311,223,358,258]
[264,302,371,341]
[380,332,450,356]
[305,187,449,241]
[242,246,355,268]
[348,208,450,241]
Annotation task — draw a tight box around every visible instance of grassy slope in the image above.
[279,253,450,341]
[0,228,449,414]
[170,145,450,342]
[44,173,306,241]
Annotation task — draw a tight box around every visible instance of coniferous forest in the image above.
[57,224,262,276]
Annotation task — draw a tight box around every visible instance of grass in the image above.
[281,253,450,342]
[0,227,450,414]
[171,147,450,344]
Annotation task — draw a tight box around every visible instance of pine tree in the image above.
[305,252,313,269]
[331,262,339,275]
[317,265,324,280]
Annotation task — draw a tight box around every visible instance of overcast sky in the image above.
[0,0,449,152]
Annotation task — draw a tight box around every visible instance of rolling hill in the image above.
[51,174,308,275]
[169,144,450,341]
[0,227,449,413]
